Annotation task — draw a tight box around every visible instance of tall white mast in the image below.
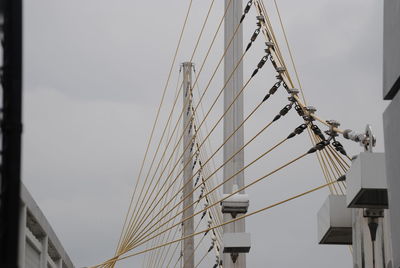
[182,62,195,268]
[223,0,247,267]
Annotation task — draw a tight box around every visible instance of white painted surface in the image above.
[25,241,41,268]
[317,195,352,244]
[383,91,400,268]
[223,0,247,267]
[346,152,387,208]
[222,232,251,253]
[19,184,74,268]
[182,62,195,268]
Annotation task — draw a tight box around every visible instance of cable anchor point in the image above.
[325,120,340,139]
[287,88,299,95]
[343,124,376,152]
[245,26,261,52]
[251,54,269,78]
[240,0,253,23]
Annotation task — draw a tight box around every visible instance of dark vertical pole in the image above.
[0,0,23,267]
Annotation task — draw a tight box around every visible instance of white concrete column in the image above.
[383,210,393,267]
[40,235,48,268]
[57,258,63,268]
[223,0,246,267]
[352,209,393,268]
[353,209,374,267]
[182,62,195,268]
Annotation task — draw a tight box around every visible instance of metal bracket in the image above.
[363,124,376,152]
[363,208,384,218]
[221,184,249,218]
[276,66,286,73]
[343,124,376,152]
[231,253,239,263]
[325,120,340,138]
[363,208,384,243]
[287,88,299,95]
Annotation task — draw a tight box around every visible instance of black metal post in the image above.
[0,0,23,267]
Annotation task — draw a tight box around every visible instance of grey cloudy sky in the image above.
[22,0,385,267]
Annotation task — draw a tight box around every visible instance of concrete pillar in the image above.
[57,258,63,268]
[40,235,48,268]
[352,209,372,268]
[182,62,194,268]
[352,209,393,268]
[383,0,400,266]
[383,92,400,268]
[223,0,246,267]
[382,211,393,268]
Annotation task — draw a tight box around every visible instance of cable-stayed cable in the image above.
[115,0,194,257]
[94,179,339,267]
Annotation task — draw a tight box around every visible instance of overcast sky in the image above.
[22,0,385,267]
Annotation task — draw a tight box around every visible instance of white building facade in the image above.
[18,184,74,268]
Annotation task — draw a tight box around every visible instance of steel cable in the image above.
[93,179,338,267]
[115,0,194,256]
